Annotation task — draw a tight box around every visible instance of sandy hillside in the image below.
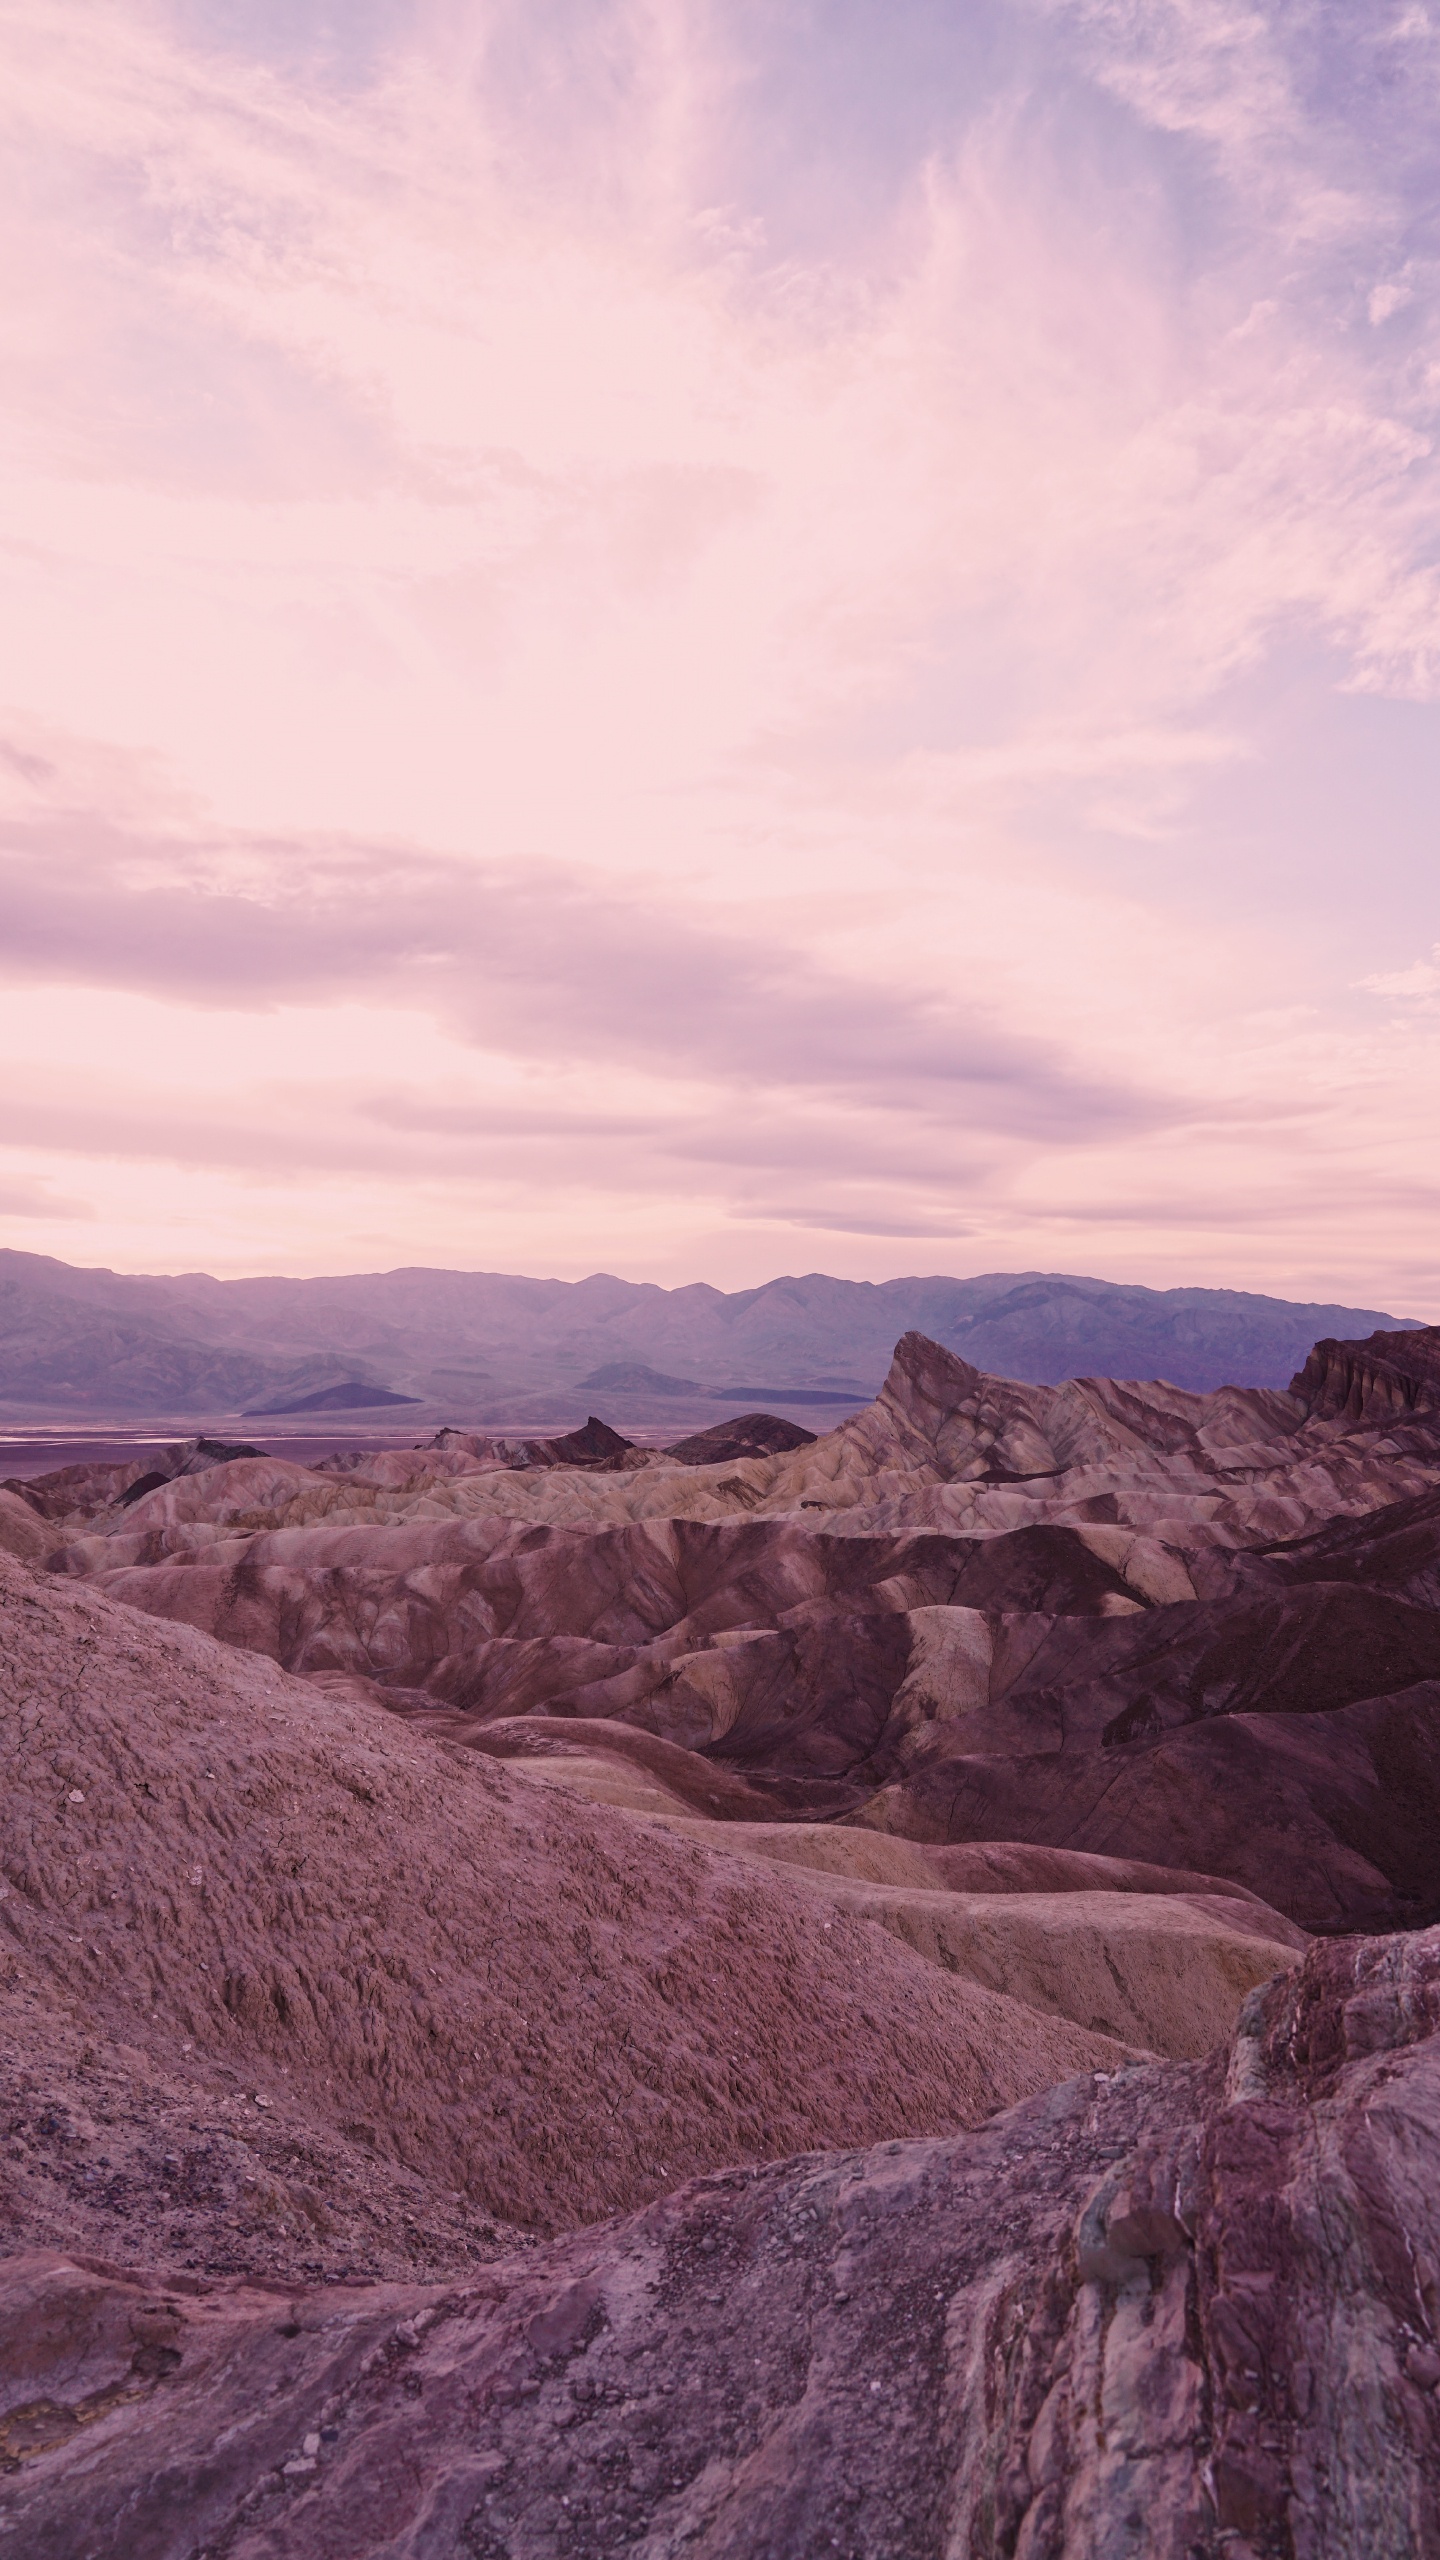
[0,1548,1134,2256]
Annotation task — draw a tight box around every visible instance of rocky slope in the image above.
[1291,1319,1440,1421]
[7,1925,1440,2558]
[0,1550,1149,2255]
[4,1314,1440,2547]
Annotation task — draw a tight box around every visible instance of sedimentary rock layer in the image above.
[24,1325,1440,1931]
[5,1312,1439,2551]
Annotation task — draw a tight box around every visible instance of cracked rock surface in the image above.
[5,1927,1440,2558]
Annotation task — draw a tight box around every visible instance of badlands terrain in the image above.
[2,1316,1440,2550]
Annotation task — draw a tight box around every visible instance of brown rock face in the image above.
[1292,1322,1440,1421]
[663,1412,817,1464]
[7,1926,1440,2558]
[51,1509,1440,1929]
[3,1436,264,1526]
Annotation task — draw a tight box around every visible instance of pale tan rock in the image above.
[504,1777,1302,2058]
[31,1327,1440,1935]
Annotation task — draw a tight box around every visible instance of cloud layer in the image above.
[1,0,1438,1299]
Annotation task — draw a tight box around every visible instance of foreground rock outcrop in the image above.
[7,1925,1440,2557]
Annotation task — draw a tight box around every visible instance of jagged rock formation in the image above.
[31,1326,1440,1931]
[35,1325,1436,1550]
[662,1412,817,1464]
[426,1417,642,1471]
[7,1926,1440,2558]
[4,1435,263,1523]
[1291,1320,1440,1421]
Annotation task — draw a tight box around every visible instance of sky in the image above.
[2,0,1439,1307]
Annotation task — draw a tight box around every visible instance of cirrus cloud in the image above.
[0,0,1438,1302]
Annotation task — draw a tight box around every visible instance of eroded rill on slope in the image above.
[3,1317,1440,2550]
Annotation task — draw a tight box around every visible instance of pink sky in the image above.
[3,0,1440,1309]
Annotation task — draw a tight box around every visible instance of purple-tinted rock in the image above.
[7,1927,1440,2556]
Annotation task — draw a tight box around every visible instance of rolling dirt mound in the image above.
[726,1876,1299,2058]
[6,1927,1439,2559]
[0,1551,1135,2248]
[0,1962,532,2288]
[106,1514,1439,1930]
[1230,1480,1440,1606]
[435,1752,1307,2054]
[53,1504,1180,1624]
[446,1764,1304,2056]
[0,1485,51,1566]
[640,1818,1307,1942]
[327,1704,792,1823]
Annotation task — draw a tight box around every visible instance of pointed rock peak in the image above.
[545,1416,636,1464]
[881,1331,986,1422]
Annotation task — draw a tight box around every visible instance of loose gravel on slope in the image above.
[0,1549,1132,2251]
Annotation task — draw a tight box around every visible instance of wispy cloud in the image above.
[0,0,1437,1301]
[0,1175,93,1220]
[0,795,1161,1136]
[1360,945,1440,1001]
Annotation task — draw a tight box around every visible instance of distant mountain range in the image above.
[0,1249,1421,1428]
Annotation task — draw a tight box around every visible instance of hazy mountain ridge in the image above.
[0,1248,1418,1422]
